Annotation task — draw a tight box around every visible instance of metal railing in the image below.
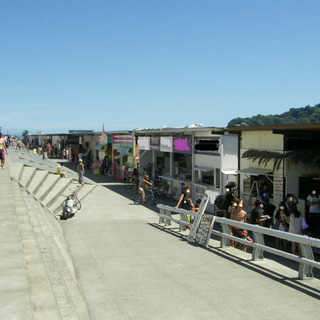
[157,201,320,280]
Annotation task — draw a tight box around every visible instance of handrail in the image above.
[156,199,320,280]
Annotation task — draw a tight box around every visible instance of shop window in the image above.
[195,168,214,186]
[299,176,320,199]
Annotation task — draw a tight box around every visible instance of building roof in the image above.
[134,126,225,135]
[227,122,320,133]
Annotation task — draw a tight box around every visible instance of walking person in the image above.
[0,132,8,169]
[77,159,85,185]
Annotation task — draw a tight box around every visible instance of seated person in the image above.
[57,163,66,178]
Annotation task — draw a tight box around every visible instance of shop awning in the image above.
[194,166,213,172]
[237,167,272,176]
[221,169,237,175]
[95,144,105,151]
[117,147,132,154]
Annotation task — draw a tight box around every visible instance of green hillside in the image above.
[227,103,320,127]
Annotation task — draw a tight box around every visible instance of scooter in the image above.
[60,192,82,220]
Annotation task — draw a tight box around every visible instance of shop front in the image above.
[135,127,239,213]
[112,132,135,181]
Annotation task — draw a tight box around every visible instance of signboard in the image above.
[273,171,284,198]
[160,137,173,152]
[195,214,216,247]
[93,161,100,174]
[188,196,209,242]
[138,137,150,150]
[173,136,192,154]
[150,136,160,151]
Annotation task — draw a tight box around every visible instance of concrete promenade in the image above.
[2,149,320,319]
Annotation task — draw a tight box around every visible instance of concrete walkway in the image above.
[2,149,320,319]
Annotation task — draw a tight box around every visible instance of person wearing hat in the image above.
[0,132,8,169]
[77,159,85,185]
[307,190,320,237]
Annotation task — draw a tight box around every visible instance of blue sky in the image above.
[1,0,320,136]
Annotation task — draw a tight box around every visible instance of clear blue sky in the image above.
[1,0,320,136]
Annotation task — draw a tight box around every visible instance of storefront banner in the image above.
[160,137,173,152]
[150,136,160,151]
[138,137,150,150]
[173,136,192,154]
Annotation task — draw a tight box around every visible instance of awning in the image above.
[221,169,237,175]
[194,166,213,172]
[237,167,272,176]
[95,144,105,151]
[117,147,132,154]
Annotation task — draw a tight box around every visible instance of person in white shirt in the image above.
[307,190,320,237]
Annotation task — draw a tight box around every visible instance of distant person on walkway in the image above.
[77,159,85,185]
[0,132,8,169]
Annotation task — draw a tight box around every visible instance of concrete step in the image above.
[8,162,24,181]
[42,177,73,208]
[20,166,37,187]
[34,173,61,201]
[16,186,90,319]
[27,169,49,195]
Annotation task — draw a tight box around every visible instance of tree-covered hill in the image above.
[227,103,320,127]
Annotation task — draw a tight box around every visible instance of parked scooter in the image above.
[60,192,82,220]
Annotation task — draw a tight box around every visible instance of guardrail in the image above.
[157,199,320,280]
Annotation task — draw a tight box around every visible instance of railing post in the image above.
[220,222,230,247]
[299,244,314,279]
[158,207,165,224]
[252,232,264,260]
[164,209,172,226]
[179,213,188,232]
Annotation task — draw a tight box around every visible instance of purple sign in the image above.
[150,136,160,151]
[173,136,192,154]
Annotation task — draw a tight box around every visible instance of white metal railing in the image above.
[156,199,320,280]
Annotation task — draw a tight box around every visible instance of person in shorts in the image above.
[0,132,8,169]
[139,175,153,204]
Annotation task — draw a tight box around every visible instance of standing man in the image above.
[0,132,8,169]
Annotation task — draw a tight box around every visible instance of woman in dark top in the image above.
[175,185,194,210]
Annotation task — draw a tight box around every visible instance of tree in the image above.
[22,130,30,142]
